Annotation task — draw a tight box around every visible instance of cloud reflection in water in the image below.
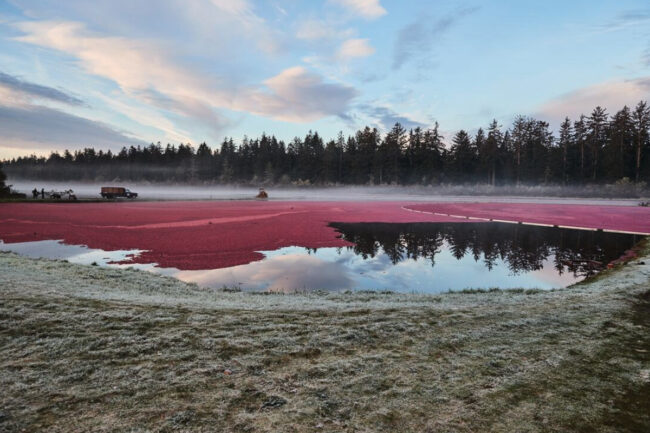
[175,251,354,292]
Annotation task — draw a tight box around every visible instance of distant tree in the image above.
[558,117,573,184]
[298,132,317,182]
[335,131,345,182]
[356,126,380,183]
[573,115,588,182]
[587,106,608,180]
[323,139,339,183]
[526,120,553,183]
[405,126,442,184]
[421,123,444,183]
[195,142,213,181]
[219,138,235,183]
[379,123,406,184]
[473,128,486,181]
[0,163,10,197]
[633,101,650,182]
[482,120,502,186]
[449,130,477,182]
[510,116,528,185]
[406,127,422,183]
[343,134,358,184]
[606,106,634,181]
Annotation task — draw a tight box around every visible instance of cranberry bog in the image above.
[0,200,648,271]
[1,199,648,292]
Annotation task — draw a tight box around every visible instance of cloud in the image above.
[597,9,650,66]
[11,0,283,56]
[14,20,231,137]
[337,38,375,59]
[296,19,354,41]
[0,59,165,155]
[392,6,479,70]
[209,0,253,16]
[536,77,650,126]
[206,0,281,53]
[359,104,426,130]
[0,104,144,153]
[241,67,357,122]
[330,0,386,20]
[296,20,336,40]
[177,253,354,292]
[0,71,83,106]
[617,9,650,21]
[96,92,195,144]
[599,9,650,31]
[14,20,355,126]
[15,21,214,98]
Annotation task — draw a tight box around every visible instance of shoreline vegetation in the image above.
[1,245,649,432]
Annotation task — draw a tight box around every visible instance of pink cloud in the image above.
[14,21,356,127]
[536,77,650,125]
[331,0,387,20]
[338,38,375,59]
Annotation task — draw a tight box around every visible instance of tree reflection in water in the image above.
[328,222,640,277]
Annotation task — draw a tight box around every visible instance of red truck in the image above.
[100,186,138,199]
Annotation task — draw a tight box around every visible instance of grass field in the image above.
[1,247,649,432]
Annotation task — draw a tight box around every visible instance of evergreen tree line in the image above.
[0,163,11,197]
[4,101,650,185]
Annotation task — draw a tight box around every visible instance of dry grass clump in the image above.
[1,251,649,432]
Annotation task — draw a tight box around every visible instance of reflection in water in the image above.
[330,222,640,278]
[0,239,144,265]
[0,223,641,293]
[175,253,354,292]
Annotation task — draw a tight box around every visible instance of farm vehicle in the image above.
[101,186,138,199]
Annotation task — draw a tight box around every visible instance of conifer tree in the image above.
[449,130,476,182]
[379,123,406,184]
[607,106,633,181]
[422,123,444,183]
[573,115,588,181]
[587,106,608,180]
[633,101,650,182]
[558,117,573,184]
[0,163,10,197]
[484,120,502,186]
[510,116,528,185]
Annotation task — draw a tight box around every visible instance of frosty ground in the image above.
[1,246,649,432]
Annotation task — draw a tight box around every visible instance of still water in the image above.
[0,223,640,293]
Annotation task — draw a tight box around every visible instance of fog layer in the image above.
[8,179,644,205]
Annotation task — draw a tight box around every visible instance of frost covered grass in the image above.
[1,249,649,432]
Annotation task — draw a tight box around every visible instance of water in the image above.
[0,223,641,293]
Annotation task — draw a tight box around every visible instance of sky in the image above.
[1,0,650,159]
